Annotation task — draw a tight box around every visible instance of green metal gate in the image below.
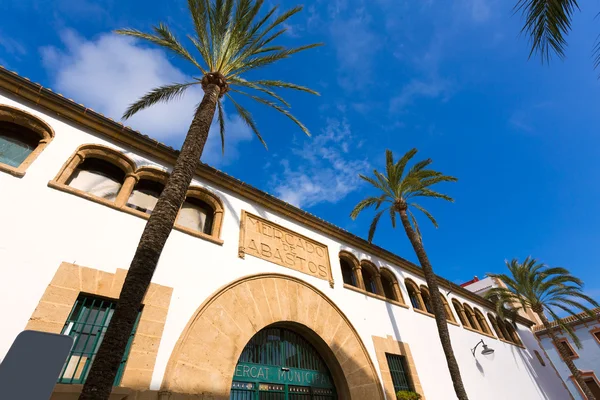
[230,328,337,400]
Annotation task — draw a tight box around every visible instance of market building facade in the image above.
[0,66,571,399]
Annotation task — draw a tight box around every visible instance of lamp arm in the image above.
[471,339,484,357]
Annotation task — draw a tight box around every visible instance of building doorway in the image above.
[230,327,337,399]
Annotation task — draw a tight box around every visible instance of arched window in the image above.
[452,300,470,328]
[488,314,505,340]
[177,186,224,237]
[126,167,168,215]
[51,146,225,241]
[504,322,522,345]
[405,279,423,311]
[474,308,492,335]
[420,286,433,314]
[67,158,126,202]
[463,304,481,331]
[440,294,456,323]
[56,145,135,204]
[380,269,403,303]
[497,317,511,341]
[0,104,54,177]
[339,252,359,288]
[361,261,380,295]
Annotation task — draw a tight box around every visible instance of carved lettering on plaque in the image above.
[239,211,333,286]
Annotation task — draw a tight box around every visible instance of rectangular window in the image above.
[558,339,576,359]
[58,294,141,385]
[593,331,600,344]
[385,353,413,393]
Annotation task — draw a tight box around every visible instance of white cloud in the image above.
[328,7,380,91]
[0,31,26,56]
[271,118,370,208]
[464,0,492,23]
[40,29,252,166]
[390,78,452,111]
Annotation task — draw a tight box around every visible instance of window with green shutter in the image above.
[57,294,141,385]
[385,353,413,393]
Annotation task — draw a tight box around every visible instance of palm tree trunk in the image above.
[78,84,221,400]
[399,209,469,400]
[537,312,595,400]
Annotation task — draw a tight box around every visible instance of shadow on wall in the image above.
[515,347,553,400]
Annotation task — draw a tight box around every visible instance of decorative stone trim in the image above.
[339,250,362,290]
[26,262,173,389]
[570,370,600,399]
[0,103,54,177]
[49,144,224,244]
[162,273,385,400]
[372,335,425,400]
[343,283,410,309]
[405,279,425,311]
[463,325,498,340]
[380,267,407,305]
[360,260,384,296]
[591,327,600,345]
[554,338,579,360]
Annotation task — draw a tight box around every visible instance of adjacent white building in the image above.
[0,65,571,400]
[535,309,600,399]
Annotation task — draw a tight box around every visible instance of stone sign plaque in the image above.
[239,211,333,286]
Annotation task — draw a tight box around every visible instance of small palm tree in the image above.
[515,0,600,74]
[486,257,600,400]
[350,149,469,400]
[79,1,320,399]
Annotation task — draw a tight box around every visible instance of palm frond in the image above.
[122,82,197,119]
[252,80,320,95]
[514,0,579,63]
[230,89,310,136]
[225,93,267,149]
[116,28,204,73]
[368,209,386,243]
[350,196,388,220]
[412,189,454,203]
[229,76,290,106]
[411,203,438,228]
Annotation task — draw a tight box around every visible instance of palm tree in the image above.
[486,257,600,400]
[79,1,320,399]
[350,149,469,400]
[514,0,600,73]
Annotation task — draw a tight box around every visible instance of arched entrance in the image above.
[231,326,336,399]
[162,274,384,400]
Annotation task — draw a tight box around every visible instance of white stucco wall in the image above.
[0,92,570,400]
[538,323,600,399]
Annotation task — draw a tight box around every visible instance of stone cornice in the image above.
[0,66,534,327]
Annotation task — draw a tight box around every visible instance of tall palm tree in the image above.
[486,257,600,400]
[79,1,320,399]
[350,149,469,400]
[514,0,600,73]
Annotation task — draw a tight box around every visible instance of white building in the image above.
[535,309,600,399]
[0,65,571,400]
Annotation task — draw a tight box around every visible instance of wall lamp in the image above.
[471,339,494,357]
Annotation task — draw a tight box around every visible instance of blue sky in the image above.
[2,0,600,297]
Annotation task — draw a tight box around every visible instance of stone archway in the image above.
[162,274,384,400]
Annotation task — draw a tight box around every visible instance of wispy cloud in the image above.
[390,78,452,111]
[270,117,370,208]
[40,29,252,166]
[0,31,26,57]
